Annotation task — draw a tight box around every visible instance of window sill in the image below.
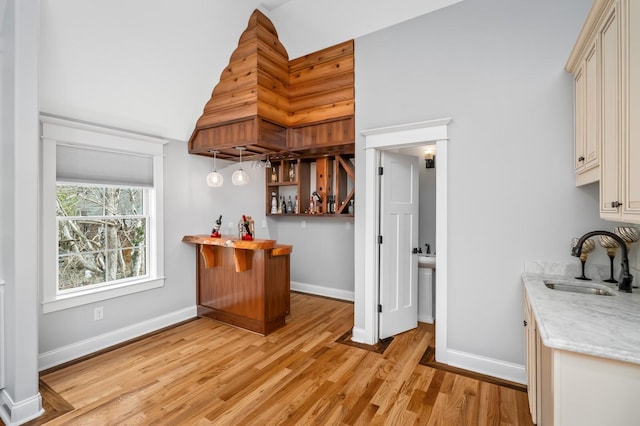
[42,277,165,313]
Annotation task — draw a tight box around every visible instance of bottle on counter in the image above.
[288,161,295,181]
[271,192,278,214]
[287,196,293,214]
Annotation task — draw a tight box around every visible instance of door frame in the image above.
[360,118,450,363]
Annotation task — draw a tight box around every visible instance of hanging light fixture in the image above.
[232,147,250,186]
[206,150,223,187]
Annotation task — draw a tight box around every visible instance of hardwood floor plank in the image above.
[37,293,532,425]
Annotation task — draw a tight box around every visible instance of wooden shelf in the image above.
[265,154,354,217]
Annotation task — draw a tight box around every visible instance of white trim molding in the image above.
[358,118,451,365]
[40,114,168,313]
[446,349,527,385]
[38,306,197,371]
[291,281,355,302]
[0,391,44,426]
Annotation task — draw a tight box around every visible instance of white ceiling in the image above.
[258,0,464,57]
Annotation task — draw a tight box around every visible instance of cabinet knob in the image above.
[611,201,623,208]
[578,156,585,162]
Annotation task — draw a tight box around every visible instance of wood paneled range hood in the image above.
[188,9,354,162]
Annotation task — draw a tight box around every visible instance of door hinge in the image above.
[378,304,382,313]
[378,166,384,175]
[378,235,383,244]
[523,320,527,327]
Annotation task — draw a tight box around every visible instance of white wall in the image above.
[354,0,615,368]
[272,216,355,299]
[419,166,436,254]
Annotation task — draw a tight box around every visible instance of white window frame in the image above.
[41,114,167,313]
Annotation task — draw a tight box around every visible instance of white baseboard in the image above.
[418,315,434,324]
[0,389,44,426]
[351,326,368,344]
[291,281,354,302]
[447,348,526,384]
[38,305,197,371]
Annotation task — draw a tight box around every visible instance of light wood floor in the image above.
[34,293,532,425]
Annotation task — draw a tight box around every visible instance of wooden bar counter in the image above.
[182,235,292,335]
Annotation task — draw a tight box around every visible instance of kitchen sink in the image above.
[543,280,614,296]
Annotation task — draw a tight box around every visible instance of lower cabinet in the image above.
[525,291,640,425]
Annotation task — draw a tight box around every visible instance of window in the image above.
[56,184,149,293]
[41,114,167,313]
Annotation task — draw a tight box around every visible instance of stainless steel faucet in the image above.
[572,231,634,293]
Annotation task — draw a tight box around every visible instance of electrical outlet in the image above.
[301,220,306,229]
[94,306,104,321]
[346,222,351,230]
[261,219,267,229]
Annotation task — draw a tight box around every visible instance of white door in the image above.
[379,151,419,339]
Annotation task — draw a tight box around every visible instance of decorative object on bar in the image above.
[572,237,595,280]
[599,235,619,283]
[206,150,223,187]
[238,215,254,241]
[614,226,640,251]
[265,155,272,169]
[211,215,223,238]
[424,148,435,169]
[232,147,249,186]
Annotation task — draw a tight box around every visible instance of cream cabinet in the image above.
[567,0,640,222]
[525,289,640,425]
[572,39,599,186]
[523,292,537,425]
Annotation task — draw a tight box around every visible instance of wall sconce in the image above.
[232,146,250,186]
[424,149,435,169]
[206,150,223,187]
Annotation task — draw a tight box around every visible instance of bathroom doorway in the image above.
[360,118,450,363]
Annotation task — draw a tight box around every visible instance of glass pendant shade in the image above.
[232,147,249,186]
[206,150,223,187]
[232,169,249,186]
[206,171,223,187]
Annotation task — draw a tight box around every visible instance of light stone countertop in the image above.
[523,261,640,365]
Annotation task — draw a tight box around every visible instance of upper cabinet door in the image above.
[572,39,600,186]
[599,2,621,220]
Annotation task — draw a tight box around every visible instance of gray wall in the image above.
[355,0,615,365]
[419,165,436,254]
[272,216,355,295]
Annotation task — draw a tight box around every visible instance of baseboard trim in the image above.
[418,315,434,324]
[290,281,354,302]
[0,389,44,426]
[38,306,197,371]
[446,348,526,385]
[350,326,368,344]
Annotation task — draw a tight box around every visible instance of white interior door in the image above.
[379,151,419,339]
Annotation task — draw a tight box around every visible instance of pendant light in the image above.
[206,150,223,187]
[232,147,250,186]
